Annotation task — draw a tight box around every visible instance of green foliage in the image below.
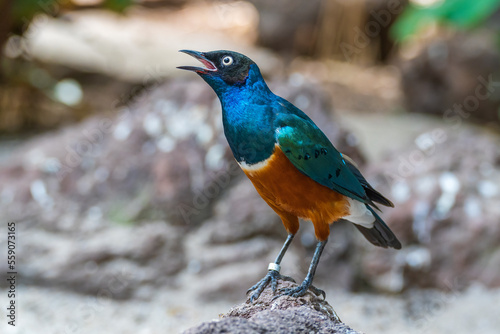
[392,0,500,41]
[10,0,135,24]
[102,0,135,13]
[11,0,57,22]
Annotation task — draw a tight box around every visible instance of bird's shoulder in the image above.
[271,97,329,145]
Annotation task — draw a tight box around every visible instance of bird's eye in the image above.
[222,56,233,66]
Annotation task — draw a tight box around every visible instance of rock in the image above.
[249,0,322,55]
[362,128,500,291]
[0,78,236,227]
[1,75,362,226]
[399,33,500,126]
[250,0,401,62]
[0,74,363,299]
[9,221,184,299]
[183,280,362,334]
[180,180,288,301]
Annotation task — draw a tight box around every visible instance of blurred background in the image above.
[1,0,500,333]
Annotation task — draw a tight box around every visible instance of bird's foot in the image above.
[247,269,296,303]
[274,279,326,300]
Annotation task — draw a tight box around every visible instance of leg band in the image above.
[268,263,281,272]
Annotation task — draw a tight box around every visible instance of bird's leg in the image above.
[276,239,327,299]
[247,234,296,302]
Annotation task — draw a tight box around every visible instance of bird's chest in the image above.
[240,145,350,221]
[222,107,276,164]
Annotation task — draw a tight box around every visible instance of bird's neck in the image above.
[215,65,272,105]
[216,68,277,165]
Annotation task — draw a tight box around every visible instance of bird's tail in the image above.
[353,206,401,249]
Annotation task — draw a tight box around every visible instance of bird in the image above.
[178,50,401,302]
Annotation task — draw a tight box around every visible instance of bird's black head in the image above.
[178,50,257,87]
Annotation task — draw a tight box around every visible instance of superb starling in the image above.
[178,50,401,302]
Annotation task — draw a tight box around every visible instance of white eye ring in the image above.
[222,56,233,66]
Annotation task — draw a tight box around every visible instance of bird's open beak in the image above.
[177,50,217,74]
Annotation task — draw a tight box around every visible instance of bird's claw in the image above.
[308,284,326,299]
[247,270,296,303]
[272,281,326,300]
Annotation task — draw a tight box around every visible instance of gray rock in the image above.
[363,128,500,291]
[249,0,322,55]
[0,221,184,298]
[181,180,285,301]
[399,33,500,126]
[183,280,362,334]
[0,75,364,299]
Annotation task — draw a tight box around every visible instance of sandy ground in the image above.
[1,284,499,334]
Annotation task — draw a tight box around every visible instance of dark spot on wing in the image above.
[304,153,310,160]
[321,148,328,155]
[328,174,333,179]
[315,150,320,158]
[336,168,341,177]
[298,155,302,160]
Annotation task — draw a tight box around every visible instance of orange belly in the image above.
[240,145,350,241]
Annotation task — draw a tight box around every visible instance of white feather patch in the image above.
[238,158,270,172]
[344,198,375,228]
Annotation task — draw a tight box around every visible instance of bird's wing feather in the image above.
[274,113,370,204]
[343,158,394,208]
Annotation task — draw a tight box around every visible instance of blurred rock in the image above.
[1,75,360,225]
[181,180,287,301]
[249,0,321,55]
[1,78,235,227]
[364,128,500,291]
[251,0,403,62]
[204,180,283,244]
[399,33,500,127]
[0,75,363,298]
[17,221,184,298]
[183,279,361,334]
